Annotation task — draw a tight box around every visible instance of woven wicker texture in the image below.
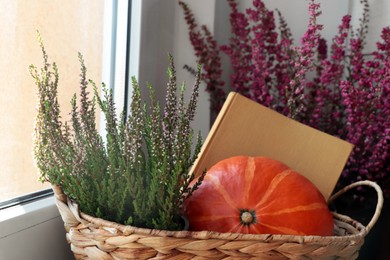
[52,180,383,259]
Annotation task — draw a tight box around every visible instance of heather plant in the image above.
[31,35,205,230]
[179,1,226,115]
[180,0,389,200]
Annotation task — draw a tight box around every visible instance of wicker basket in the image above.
[52,180,383,259]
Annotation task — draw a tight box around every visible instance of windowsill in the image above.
[0,195,74,259]
[0,195,60,239]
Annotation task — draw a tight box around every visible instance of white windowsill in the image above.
[0,196,59,238]
[0,196,74,260]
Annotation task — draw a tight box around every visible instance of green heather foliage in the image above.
[31,37,205,230]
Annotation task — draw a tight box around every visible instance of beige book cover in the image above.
[192,92,354,200]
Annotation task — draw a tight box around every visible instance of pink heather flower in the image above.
[306,14,351,132]
[221,0,253,99]
[317,38,328,60]
[246,0,278,107]
[181,0,389,200]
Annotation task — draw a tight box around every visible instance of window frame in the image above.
[0,188,53,211]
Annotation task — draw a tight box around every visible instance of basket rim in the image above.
[77,208,366,243]
[51,180,383,245]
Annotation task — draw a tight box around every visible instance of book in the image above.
[192,92,354,200]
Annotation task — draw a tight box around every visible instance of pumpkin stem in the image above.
[240,209,257,226]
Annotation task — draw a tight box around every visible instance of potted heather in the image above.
[31,34,205,233]
[180,0,388,257]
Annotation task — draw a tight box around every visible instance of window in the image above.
[0,1,107,203]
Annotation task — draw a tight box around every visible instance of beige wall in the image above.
[0,0,104,201]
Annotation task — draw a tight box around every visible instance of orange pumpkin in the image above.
[184,156,334,236]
